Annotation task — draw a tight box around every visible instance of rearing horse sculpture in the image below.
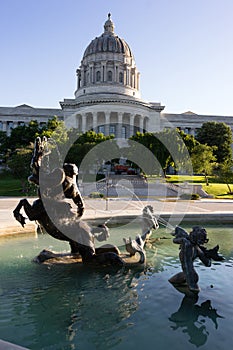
[13,137,158,266]
[13,137,124,265]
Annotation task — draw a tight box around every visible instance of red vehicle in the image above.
[114,164,136,175]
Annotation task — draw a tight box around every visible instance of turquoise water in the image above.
[0,225,233,350]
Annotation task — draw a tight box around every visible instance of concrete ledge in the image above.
[0,339,29,350]
[0,223,36,237]
[82,212,233,226]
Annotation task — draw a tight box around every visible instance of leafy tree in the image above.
[196,122,232,164]
[191,144,217,185]
[73,130,114,145]
[4,120,39,151]
[216,162,233,194]
[6,146,35,193]
[0,130,8,154]
[65,131,116,168]
[130,129,192,176]
[178,129,199,154]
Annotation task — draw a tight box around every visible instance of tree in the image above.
[130,129,193,176]
[216,162,233,194]
[65,130,116,168]
[178,129,199,154]
[196,122,232,165]
[191,144,217,185]
[0,130,8,154]
[7,146,35,193]
[7,120,40,150]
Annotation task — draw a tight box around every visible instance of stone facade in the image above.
[1,14,233,139]
[161,111,233,137]
[0,104,63,136]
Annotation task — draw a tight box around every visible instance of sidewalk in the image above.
[1,196,233,237]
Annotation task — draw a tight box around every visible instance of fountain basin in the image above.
[0,224,232,350]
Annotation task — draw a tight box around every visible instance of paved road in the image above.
[1,196,233,236]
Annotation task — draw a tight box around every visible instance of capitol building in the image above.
[1,14,233,138]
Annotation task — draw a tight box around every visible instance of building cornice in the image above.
[60,95,164,112]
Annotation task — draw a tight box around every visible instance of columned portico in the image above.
[70,109,160,138]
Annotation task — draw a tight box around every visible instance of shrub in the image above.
[180,193,200,200]
[89,192,105,198]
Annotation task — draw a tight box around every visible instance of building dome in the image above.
[83,14,132,59]
[75,14,141,99]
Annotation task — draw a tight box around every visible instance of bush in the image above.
[180,193,200,200]
[89,192,105,198]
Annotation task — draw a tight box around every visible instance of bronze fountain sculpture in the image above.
[13,136,223,288]
[13,136,158,267]
[169,226,224,293]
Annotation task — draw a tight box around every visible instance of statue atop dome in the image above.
[104,13,114,34]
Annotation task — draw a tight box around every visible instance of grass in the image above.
[165,175,206,183]
[0,173,233,199]
[202,183,233,199]
[0,178,24,196]
[148,175,233,199]
[0,173,37,196]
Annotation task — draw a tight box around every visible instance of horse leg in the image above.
[13,199,30,227]
[69,241,81,255]
[13,199,41,227]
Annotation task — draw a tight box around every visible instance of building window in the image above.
[98,125,105,134]
[107,70,112,81]
[119,72,123,83]
[96,71,101,82]
[109,125,116,135]
[122,126,126,138]
[0,122,2,130]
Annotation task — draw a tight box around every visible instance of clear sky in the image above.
[1,0,233,116]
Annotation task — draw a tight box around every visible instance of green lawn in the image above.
[0,178,23,196]
[0,176,36,196]
[1,174,233,199]
[202,183,233,199]
[148,175,233,199]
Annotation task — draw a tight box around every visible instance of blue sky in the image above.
[1,0,233,116]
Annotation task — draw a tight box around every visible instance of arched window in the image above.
[119,72,123,83]
[107,70,113,81]
[96,71,101,82]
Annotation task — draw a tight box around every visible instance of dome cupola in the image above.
[104,13,114,34]
[75,14,141,100]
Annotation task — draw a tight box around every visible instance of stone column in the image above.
[105,112,110,136]
[101,62,106,82]
[80,68,85,87]
[139,116,144,133]
[117,112,123,139]
[115,64,118,83]
[89,64,93,84]
[129,114,135,137]
[92,112,97,131]
[75,115,80,130]
[76,69,81,89]
[82,114,87,133]
[137,72,140,90]
[2,121,7,132]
